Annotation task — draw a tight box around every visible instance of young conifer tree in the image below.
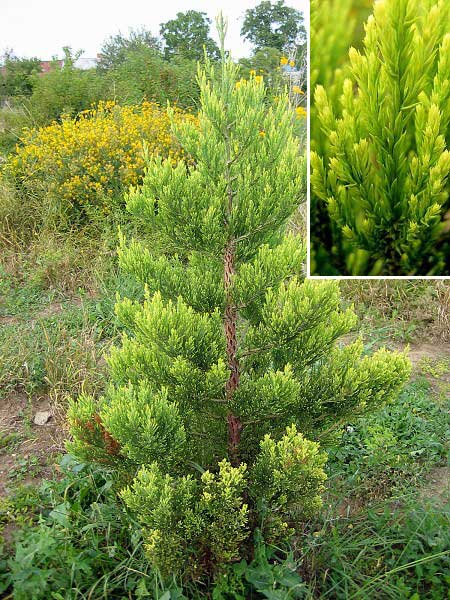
[311,0,450,275]
[68,18,410,586]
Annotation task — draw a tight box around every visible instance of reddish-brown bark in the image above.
[224,243,242,465]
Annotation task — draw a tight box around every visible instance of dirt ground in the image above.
[407,341,450,368]
[0,391,65,497]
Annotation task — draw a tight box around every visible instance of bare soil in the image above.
[0,391,65,497]
[407,341,450,367]
[419,466,450,507]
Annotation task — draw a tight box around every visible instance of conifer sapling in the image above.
[68,16,411,584]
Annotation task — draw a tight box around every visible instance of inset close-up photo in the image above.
[310,0,450,276]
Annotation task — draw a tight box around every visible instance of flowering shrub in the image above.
[6,101,195,217]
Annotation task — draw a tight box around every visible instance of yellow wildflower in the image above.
[289,60,295,67]
[292,85,304,95]
[280,56,288,66]
[259,131,266,137]
[295,106,307,119]
[6,101,196,213]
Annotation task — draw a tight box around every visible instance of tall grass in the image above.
[341,280,450,342]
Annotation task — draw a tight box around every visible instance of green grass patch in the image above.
[327,379,450,501]
[301,497,449,599]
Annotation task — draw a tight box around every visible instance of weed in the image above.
[327,380,450,501]
[300,497,450,599]
[419,357,449,380]
[7,455,41,484]
[0,431,21,452]
[0,456,155,599]
[340,280,450,343]
[0,305,110,404]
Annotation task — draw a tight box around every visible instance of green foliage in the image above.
[238,47,307,109]
[0,51,41,98]
[160,11,220,61]
[104,49,199,109]
[239,47,283,83]
[251,425,327,542]
[309,0,372,275]
[68,46,409,586]
[0,105,31,155]
[311,0,450,275]
[215,539,307,599]
[0,264,111,401]
[0,456,156,599]
[122,459,249,579]
[328,379,450,498]
[310,0,360,129]
[26,61,105,126]
[293,378,450,599]
[241,1,305,53]
[310,0,372,95]
[303,497,450,599]
[97,28,160,72]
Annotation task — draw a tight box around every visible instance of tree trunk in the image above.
[224,242,241,465]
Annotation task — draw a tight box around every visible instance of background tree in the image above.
[0,50,42,99]
[68,24,410,588]
[241,0,305,53]
[239,46,282,82]
[97,28,160,72]
[160,10,220,61]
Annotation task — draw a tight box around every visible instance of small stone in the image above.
[34,411,52,426]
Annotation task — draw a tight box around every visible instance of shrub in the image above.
[68,33,410,588]
[104,49,199,109]
[26,66,105,127]
[6,101,195,220]
[0,53,42,99]
[311,0,450,275]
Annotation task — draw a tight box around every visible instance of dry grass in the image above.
[341,280,450,342]
[0,180,120,298]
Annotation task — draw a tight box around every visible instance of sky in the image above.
[0,0,309,61]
